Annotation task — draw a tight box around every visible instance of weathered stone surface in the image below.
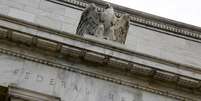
[0,0,201,101]
[39,0,66,16]
[0,0,81,33]
[126,25,201,68]
[0,5,9,15]
[23,6,49,16]
[62,22,77,34]
[0,54,180,101]
[8,8,35,22]
[64,6,82,20]
[14,0,40,8]
[35,15,62,30]
[1,16,201,82]
[0,0,25,9]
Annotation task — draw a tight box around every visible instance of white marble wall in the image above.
[126,25,201,68]
[0,0,201,67]
[0,0,81,33]
[0,0,201,78]
[0,53,178,101]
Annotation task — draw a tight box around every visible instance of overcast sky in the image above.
[104,0,201,27]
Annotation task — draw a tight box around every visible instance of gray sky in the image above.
[104,0,201,27]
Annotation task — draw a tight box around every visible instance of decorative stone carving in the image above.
[76,3,130,44]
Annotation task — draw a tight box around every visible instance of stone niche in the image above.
[76,3,130,44]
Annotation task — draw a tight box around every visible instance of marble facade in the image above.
[0,0,200,101]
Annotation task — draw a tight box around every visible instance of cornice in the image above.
[0,0,199,99]
[0,17,200,100]
[1,8,201,79]
[0,47,195,101]
[49,0,201,42]
[0,13,201,87]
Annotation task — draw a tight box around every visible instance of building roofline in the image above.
[0,13,200,100]
[53,0,201,41]
[85,0,201,32]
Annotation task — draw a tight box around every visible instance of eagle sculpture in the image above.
[76,3,130,44]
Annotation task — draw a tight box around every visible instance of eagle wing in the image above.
[113,14,130,44]
[76,4,100,36]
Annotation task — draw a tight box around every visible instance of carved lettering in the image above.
[24,72,32,80]
[36,75,44,82]
[73,84,78,92]
[121,97,125,101]
[61,81,66,88]
[85,88,90,95]
[13,69,20,75]
[49,78,56,85]
[109,93,114,100]
[14,70,71,89]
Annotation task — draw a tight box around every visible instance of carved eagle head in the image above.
[105,3,112,9]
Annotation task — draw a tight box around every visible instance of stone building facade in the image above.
[0,0,201,101]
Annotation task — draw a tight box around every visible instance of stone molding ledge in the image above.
[0,12,201,86]
[0,46,196,101]
[49,0,201,42]
[9,86,61,101]
[0,13,200,80]
[0,16,200,100]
